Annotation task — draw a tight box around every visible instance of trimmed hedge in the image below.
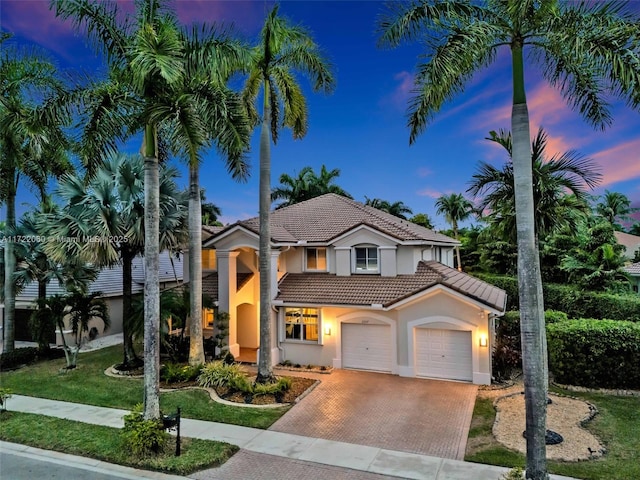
[547,319,640,389]
[0,347,38,371]
[477,273,640,322]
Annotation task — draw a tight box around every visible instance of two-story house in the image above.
[185,194,506,385]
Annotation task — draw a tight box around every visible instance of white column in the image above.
[217,250,240,357]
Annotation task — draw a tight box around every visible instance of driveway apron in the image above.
[269,369,478,460]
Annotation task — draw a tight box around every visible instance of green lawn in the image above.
[0,345,288,429]
[0,411,238,475]
[465,388,640,480]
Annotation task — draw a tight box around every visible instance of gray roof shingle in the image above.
[275,260,506,312]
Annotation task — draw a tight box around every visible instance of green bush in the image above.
[492,310,572,381]
[121,406,168,457]
[543,310,568,324]
[477,274,640,321]
[0,347,39,371]
[197,361,245,389]
[547,319,640,389]
[252,377,292,396]
[160,363,202,384]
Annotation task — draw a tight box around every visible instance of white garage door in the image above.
[415,328,472,381]
[342,323,392,372]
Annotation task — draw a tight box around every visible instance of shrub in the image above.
[492,310,571,381]
[160,363,203,384]
[492,311,522,381]
[543,310,568,324]
[121,406,168,457]
[197,361,245,389]
[0,347,39,371]
[252,377,292,396]
[547,319,640,389]
[476,274,640,321]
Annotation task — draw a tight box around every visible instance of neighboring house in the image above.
[2,252,183,346]
[614,231,640,260]
[185,194,506,385]
[625,262,640,294]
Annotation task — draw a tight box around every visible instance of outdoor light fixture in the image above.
[324,326,332,336]
[479,335,488,347]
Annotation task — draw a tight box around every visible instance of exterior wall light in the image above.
[324,326,332,336]
[479,335,488,347]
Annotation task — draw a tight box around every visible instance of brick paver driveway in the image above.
[269,369,478,460]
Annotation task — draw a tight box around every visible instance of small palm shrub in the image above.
[253,377,292,396]
[197,361,245,389]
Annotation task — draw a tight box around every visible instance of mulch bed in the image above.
[160,376,317,406]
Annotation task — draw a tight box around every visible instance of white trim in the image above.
[406,316,477,382]
[334,311,397,374]
[331,224,402,245]
[203,225,258,248]
[392,283,505,314]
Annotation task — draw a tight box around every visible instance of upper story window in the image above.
[306,247,327,271]
[202,249,217,270]
[284,307,319,342]
[354,246,378,273]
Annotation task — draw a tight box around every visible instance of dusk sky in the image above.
[2,0,639,230]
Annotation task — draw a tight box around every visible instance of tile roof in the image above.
[625,262,640,275]
[615,231,640,259]
[276,260,506,312]
[214,193,457,245]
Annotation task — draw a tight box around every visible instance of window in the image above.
[306,247,327,271]
[202,249,216,270]
[203,308,216,328]
[284,307,319,342]
[354,246,378,273]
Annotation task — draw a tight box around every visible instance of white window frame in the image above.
[282,307,322,344]
[305,247,328,271]
[353,245,379,274]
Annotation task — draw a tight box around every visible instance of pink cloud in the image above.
[380,70,414,110]
[417,187,442,199]
[592,139,640,186]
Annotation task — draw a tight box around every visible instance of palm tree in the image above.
[378,2,640,476]
[46,153,187,368]
[596,190,636,231]
[243,5,335,383]
[468,128,601,245]
[409,213,434,229]
[0,34,71,353]
[175,26,250,368]
[434,193,473,270]
[65,291,110,368]
[51,0,250,418]
[201,201,222,227]
[272,164,351,207]
[364,197,414,219]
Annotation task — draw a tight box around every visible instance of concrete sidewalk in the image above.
[4,395,578,480]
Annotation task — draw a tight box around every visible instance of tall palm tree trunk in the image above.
[121,246,138,366]
[511,45,548,480]
[188,162,204,365]
[256,82,274,384]
[453,221,462,271]
[3,182,16,353]
[142,126,161,420]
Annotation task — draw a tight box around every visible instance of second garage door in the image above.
[415,328,472,381]
[342,323,392,372]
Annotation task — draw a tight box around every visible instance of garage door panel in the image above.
[342,323,391,372]
[415,328,472,381]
